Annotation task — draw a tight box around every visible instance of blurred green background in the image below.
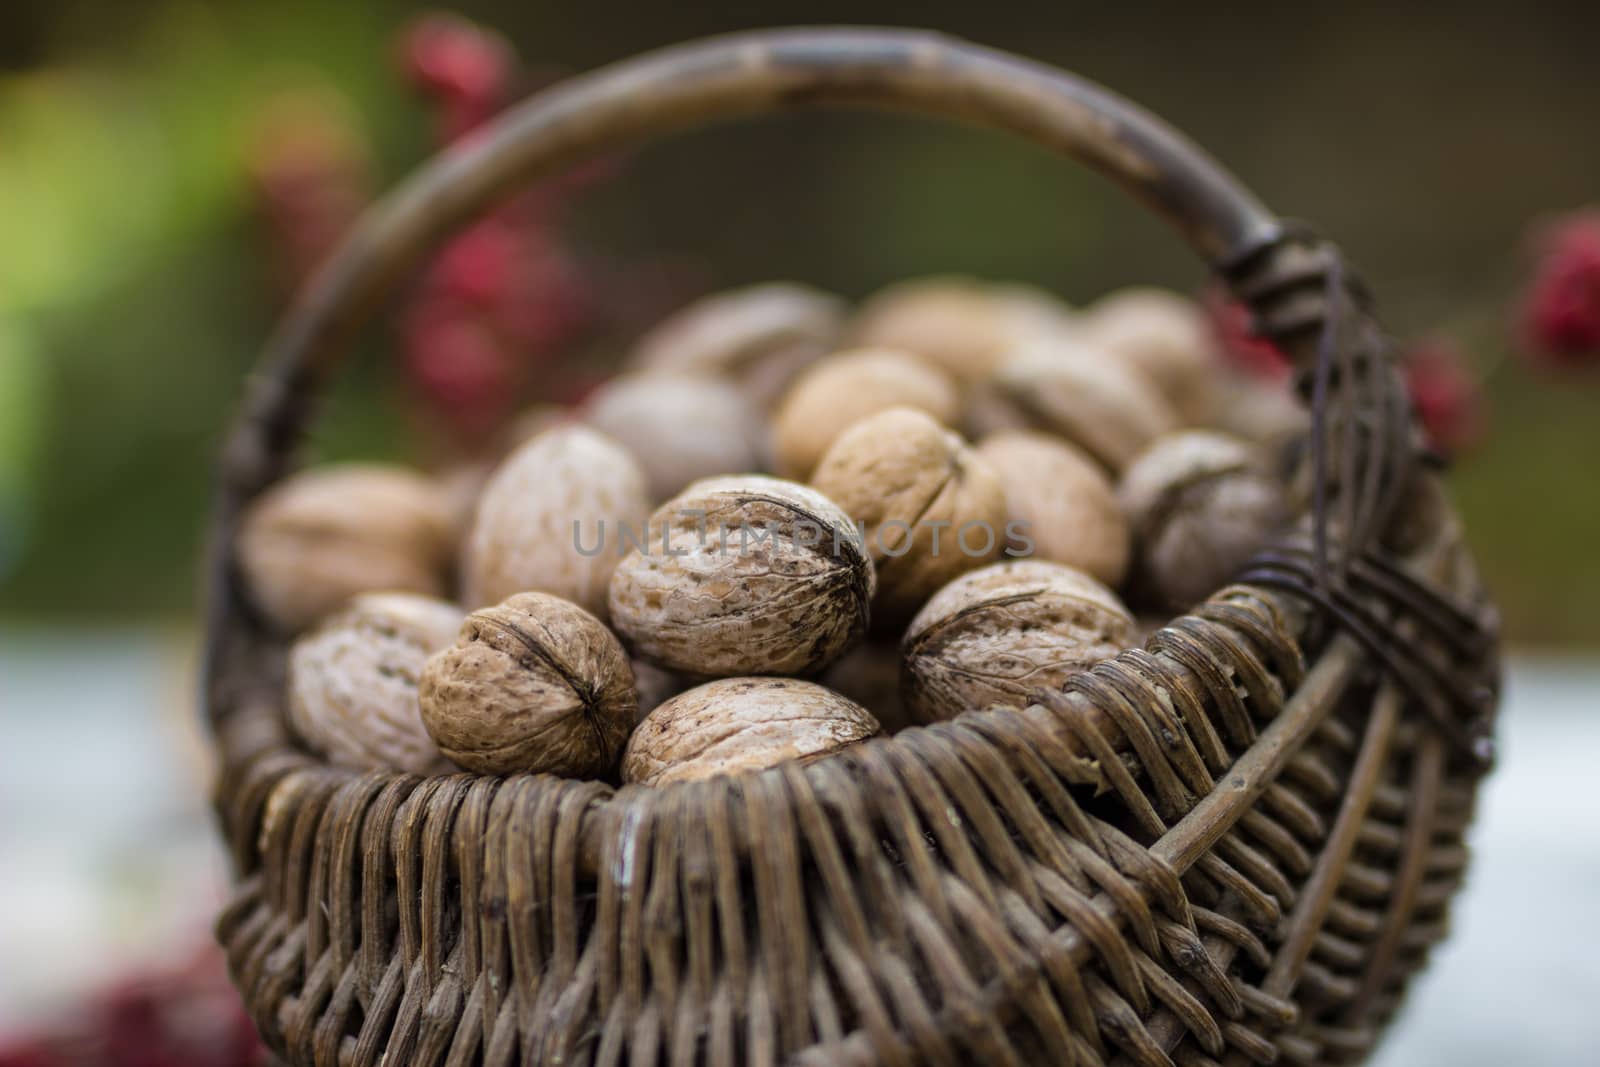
[1,1,1597,644]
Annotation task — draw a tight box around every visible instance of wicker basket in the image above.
[205,27,1502,1067]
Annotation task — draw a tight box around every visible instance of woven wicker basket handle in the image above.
[210,27,1416,681]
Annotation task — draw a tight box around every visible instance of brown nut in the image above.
[901,560,1135,724]
[287,593,464,774]
[770,348,959,479]
[621,677,879,787]
[238,464,455,632]
[418,592,636,777]
[462,425,651,617]
[1118,430,1288,611]
[974,430,1130,587]
[628,282,846,407]
[1080,287,1221,425]
[608,475,874,677]
[582,374,768,502]
[811,407,1007,626]
[850,276,1073,383]
[996,339,1180,472]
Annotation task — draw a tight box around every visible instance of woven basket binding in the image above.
[203,27,1502,1067]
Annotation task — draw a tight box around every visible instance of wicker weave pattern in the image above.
[205,29,1500,1066]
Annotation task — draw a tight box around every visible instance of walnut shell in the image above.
[621,677,879,787]
[1211,373,1310,449]
[238,464,455,631]
[974,430,1130,586]
[418,592,637,777]
[1080,287,1221,425]
[583,374,768,502]
[628,282,846,407]
[901,560,1135,724]
[1118,430,1288,611]
[287,593,464,773]
[770,348,959,479]
[996,339,1180,472]
[811,407,1007,627]
[608,475,874,677]
[462,425,651,617]
[850,276,1074,383]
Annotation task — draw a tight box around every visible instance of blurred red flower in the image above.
[1206,286,1291,380]
[1520,211,1600,369]
[1404,338,1486,455]
[398,13,513,142]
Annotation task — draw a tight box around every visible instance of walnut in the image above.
[621,677,879,787]
[1118,430,1288,611]
[850,276,1074,383]
[770,348,959,479]
[974,430,1130,587]
[627,282,846,408]
[608,475,874,677]
[418,592,637,777]
[462,425,651,617]
[286,593,464,774]
[582,373,768,502]
[810,407,1007,627]
[238,464,455,632]
[901,560,1135,724]
[996,339,1180,472]
[1080,287,1221,425]
[1211,373,1310,449]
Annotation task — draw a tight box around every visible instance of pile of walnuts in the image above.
[241,278,1299,788]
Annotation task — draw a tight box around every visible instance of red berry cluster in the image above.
[1206,287,1290,380]
[0,946,265,1067]
[1520,211,1600,369]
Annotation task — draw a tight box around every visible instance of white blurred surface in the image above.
[2,627,1597,1060]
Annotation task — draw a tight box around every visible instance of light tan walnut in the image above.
[627,282,846,408]
[621,677,879,787]
[1079,287,1222,425]
[850,276,1074,383]
[419,592,637,777]
[1118,430,1289,611]
[974,430,1130,587]
[582,373,768,502]
[901,560,1135,724]
[996,339,1180,473]
[238,464,455,632]
[811,407,1007,627]
[770,348,958,479]
[462,425,651,617]
[608,475,874,678]
[1211,373,1310,449]
[287,593,464,774]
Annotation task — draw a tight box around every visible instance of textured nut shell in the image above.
[1119,431,1287,610]
[1080,287,1221,424]
[975,431,1130,587]
[583,374,768,502]
[419,592,636,777]
[463,425,651,617]
[628,282,845,406]
[811,407,1006,626]
[622,677,879,787]
[770,348,959,479]
[287,593,464,773]
[1117,430,1259,527]
[850,277,1072,383]
[902,560,1135,724]
[996,339,1180,472]
[608,475,874,677]
[239,464,455,631]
